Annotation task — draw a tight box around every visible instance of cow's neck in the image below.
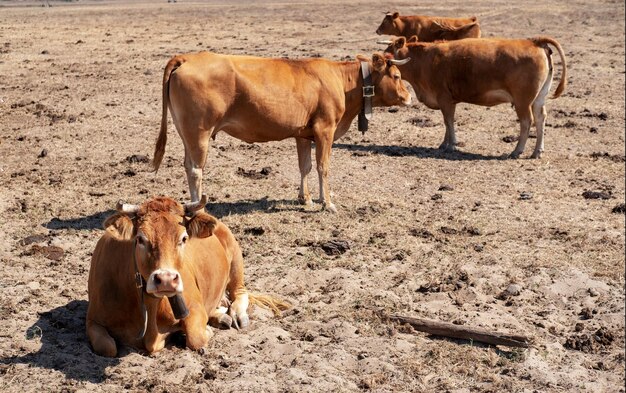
[397,17,409,36]
[339,61,367,119]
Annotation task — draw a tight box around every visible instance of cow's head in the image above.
[382,36,414,61]
[357,52,412,106]
[104,196,216,298]
[376,11,401,35]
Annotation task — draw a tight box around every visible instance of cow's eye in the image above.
[394,74,401,80]
[136,235,147,247]
[179,233,189,246]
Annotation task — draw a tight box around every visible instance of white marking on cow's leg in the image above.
[296,138,313,205]
[315,131,337,213]
[510,104,533,159]
[229,292,249,329]
[184,154,203,202]
[439,103,457,151]
[531,68,553,159]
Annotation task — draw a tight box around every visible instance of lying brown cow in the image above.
[87,195,288,357]
[376,11,481,42]
[383,36,567,158]
[152,52,411,212]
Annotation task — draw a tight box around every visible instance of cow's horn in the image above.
[389,57,411,66]
[376,40,393,45]
[116,201,140,214]
[184,194,207,215]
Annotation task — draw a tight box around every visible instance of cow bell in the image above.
[168,293,190,319]
[358,111,369,134]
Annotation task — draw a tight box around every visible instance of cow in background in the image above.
[376,11,481,42]
[383,36,567,158]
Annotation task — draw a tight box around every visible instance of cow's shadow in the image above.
[206,197,316,217]
[44,210,115,231]
[333,143,507,161]
[0,300,119,383]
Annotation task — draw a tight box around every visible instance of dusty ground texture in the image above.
[0,0,624,392]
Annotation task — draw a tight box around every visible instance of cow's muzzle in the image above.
[146,268,183,297]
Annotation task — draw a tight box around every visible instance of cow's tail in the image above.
[152,55,185,172]
[533,37,567,99]
[248,292,291,316]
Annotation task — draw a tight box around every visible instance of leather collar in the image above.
[358,61,375,134]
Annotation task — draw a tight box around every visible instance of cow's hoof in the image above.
[445,145,458,152]
[438,142,449,150]
[217,313,233,329]
[323,203,337,213]
[530,151,542,159]
[298,196,313,206]
[237,314,250,330]
[228,309,249,330]
[508,151,522,159]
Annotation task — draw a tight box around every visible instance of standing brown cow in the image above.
[383,36,567,158]
[376,11,481,42]
[152,52,411,212]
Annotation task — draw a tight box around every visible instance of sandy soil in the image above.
[0,0,624,392]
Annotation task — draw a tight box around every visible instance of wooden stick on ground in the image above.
[388,314,530,348]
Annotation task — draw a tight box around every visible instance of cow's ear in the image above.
[392,12,400,19]
[407,35,418,43]
[372,53,386,72]
[103,213,135,240]
[394,37,407,49]
[186,212,218,239]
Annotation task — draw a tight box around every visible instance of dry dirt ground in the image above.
[0,0,624,392]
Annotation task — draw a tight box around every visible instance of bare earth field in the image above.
[0,0,624,391]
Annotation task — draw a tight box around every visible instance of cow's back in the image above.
[406,15,479,41]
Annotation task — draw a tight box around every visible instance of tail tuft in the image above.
[249,293,291,316]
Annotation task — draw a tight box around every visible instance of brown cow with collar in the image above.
[383,36,567,158]
[376,11,481,42]
[86,196,287,357]
[152,52,411,213]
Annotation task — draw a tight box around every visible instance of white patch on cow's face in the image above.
[145,268,184,297]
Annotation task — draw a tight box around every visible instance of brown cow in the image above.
[383,36,567,158]
[86,195,288,357]
[152,52,412,212]
[376,11,481,42]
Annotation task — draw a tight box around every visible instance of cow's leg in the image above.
[223,239,249,329]
[86,319,117,357]
[314,129,336,213]
[182,303,211,350]
[184,152,203,203]
[510,104,533,158]
[439,102,457,151]
[174,108,212,202]
[142,305,167,354]
[530,69,553,159]
[296,138,313,206]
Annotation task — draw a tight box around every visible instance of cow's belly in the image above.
[217,114,311,143]
[470,89,513,106]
